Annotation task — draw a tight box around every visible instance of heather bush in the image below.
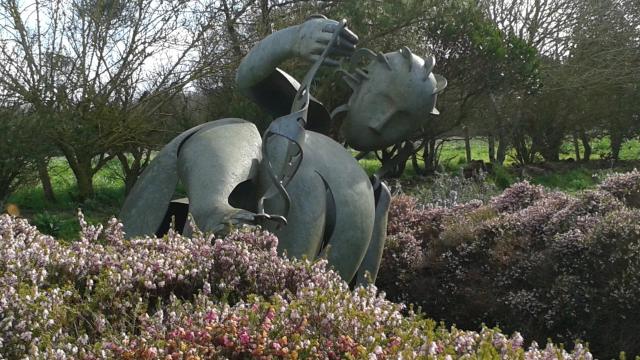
[598,169,640,208]
[0,213,593,359]
[378,173,640,359]
[489,181,545,213]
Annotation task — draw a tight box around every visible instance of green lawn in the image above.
[529,168,599,192]
[8,158,125,240]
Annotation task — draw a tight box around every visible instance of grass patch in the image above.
[560,137,640,161]
[439,138,491,165]
[529,167,598,192]
[7,158,125,240]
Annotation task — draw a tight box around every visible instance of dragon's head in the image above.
[335,47,447,151]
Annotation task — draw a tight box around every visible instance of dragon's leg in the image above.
[355,182,391,285]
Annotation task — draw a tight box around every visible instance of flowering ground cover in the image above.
[0,208,595,358]
[378,170,640,359]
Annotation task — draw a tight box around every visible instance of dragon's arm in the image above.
[235,16,358,102]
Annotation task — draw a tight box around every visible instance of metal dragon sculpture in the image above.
[119,16,447,284]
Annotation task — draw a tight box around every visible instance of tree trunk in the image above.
[497,133,507,165]
[75,165,95,201]
[488,134,496,163]
[376,145,406,178]
[68,156,95,201]
[513,132,531,165]
[259,0,272,36]
[572,132,581,161]
[489,92,507,165]
[411,153,423,176]
[221,0,244,60]
[538,125,564,162]
[57,142,96,201]
[539,140,561,162]
[530,135,542,163]
[610,132,623,160]
[580,131,591,161]
[117,149,152,195]
[411,142,427,176]
[423,138,439,174]
[37,158,56,203]
[463,126,472,162]
[0,185,9,212]
[408,138,446,176]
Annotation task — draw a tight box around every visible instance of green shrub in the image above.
[490,164,515,189]
[31,211,62,237]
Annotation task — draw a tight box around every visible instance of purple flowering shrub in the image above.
[378,175,640,359]
[490,181,545,213]
[379,195,485,303]
[598,169,640,208]
[0,212,594,359]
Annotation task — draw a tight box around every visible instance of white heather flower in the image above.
[20,331,32,341]
[512,332,524,348]
[55,349,66,359]
[428,341,438,355]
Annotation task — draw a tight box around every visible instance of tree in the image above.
[567,0,640,160]
[482,0,639,164]
[413,0,539,171]
[0,103,38,208]
[478,0,578,164]
[0,0,219,200]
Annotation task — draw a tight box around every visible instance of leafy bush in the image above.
[379,173,640,359]
[0,109,40,206]
[0,213,593,359]
[31,211,63,237]
[490,164,516,189]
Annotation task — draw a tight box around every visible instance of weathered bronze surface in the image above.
[120,16,446,284]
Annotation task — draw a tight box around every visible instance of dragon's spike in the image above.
[377,52,392,70]
[350,48,377,66]
[354,68,370,80]
[434,73,448,94]
[424,55,435,74]
[400,46,413,71]
[400,46,413,58]
[337,69,360,90]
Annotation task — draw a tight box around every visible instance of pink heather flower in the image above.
[239,330,250,345]
[204,310,217,323]
[145,347,158,358]
[223,335,233,347]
